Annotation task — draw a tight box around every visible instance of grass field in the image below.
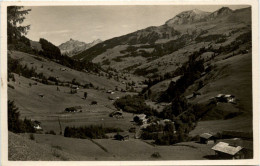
[18,133,215,160]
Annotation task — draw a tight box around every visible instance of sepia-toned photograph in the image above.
[1,1,259,165]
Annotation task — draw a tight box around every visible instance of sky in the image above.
[22,5,249,46]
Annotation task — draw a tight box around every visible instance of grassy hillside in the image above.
[188,51,252,135]
[8,132,81,160]
[9,51,123,90]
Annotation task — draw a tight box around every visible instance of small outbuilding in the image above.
[109,111,123,119]
[114,133,129,141]
[224,94,235,103]
[38,93,44,98]
[199,133,215,144]
[33,121,43,131]
[71,85,79,90]
[212,142,245,159]
[107,90,115,94]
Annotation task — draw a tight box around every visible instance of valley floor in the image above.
[7,46,253,161]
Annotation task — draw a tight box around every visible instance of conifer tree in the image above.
[7,6,31,44]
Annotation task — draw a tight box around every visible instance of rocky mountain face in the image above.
[207,7,233,20]
[165,9,211,26]
[58,38,102,57]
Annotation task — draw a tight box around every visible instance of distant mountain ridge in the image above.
[58,38,102,57]
[73,7,250,63]
[166,7,233,26]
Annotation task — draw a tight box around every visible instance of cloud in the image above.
[39,29,71,35]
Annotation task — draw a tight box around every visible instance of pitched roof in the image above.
[212,142,243,155]
[200,133,213,139]
[224,94,234,98]
[185,94,194,99]
[216,94,224,98]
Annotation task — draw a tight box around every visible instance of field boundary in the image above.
[89,139,109,153]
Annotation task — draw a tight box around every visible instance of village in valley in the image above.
[6,5,253,161]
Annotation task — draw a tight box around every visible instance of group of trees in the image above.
[64,125,123,139]
[39,38,61,59]
[8,100,35,133]
[195,34,226,43]
[159,57,204,102]
[113,95,158,116]
[133,67,159,76]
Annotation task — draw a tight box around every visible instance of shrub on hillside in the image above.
[151,152,161,158]
[29,133,35,140]
[91,101,97,105]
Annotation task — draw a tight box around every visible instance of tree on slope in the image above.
[8,100,22,133]
[7,6,31,44]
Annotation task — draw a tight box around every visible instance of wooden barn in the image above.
[212,142,245,159]
[200,133,215,144]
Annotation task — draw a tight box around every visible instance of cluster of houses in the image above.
[210,94,236,103]
[133,114,176,139]
[185,92,236,103]
[199,132,250,159]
